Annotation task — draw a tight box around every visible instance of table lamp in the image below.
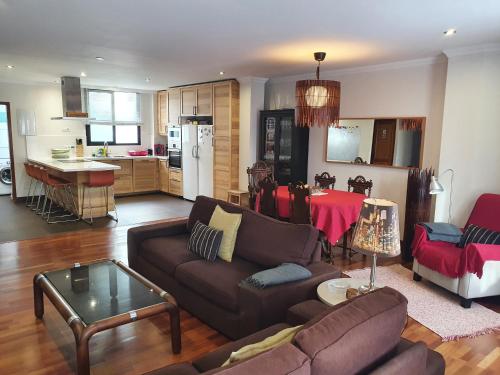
[351,198,401,293]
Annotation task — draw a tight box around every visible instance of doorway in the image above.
[0,103,16,198]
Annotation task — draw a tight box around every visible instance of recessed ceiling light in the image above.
[6,65,14,69]
[444,29,457,36]
[95,57,104,61]
[80,72,87,77]
[145,77,151,83]
[219,71,225,76]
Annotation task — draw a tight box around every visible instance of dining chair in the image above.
[346,175,373,259]
[314,172,336,189]
[258,176,278,218]
[288,181,312,225]
[347,175,373,197]
[288,181,333,263]
[247,161,274,210]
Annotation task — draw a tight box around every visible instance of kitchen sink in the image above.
[57,159,93,163]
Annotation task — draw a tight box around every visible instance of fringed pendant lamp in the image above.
[296,52,341,128]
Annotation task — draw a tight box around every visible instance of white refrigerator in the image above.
[181,125,214,201]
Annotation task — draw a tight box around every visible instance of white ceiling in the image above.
[0,0,499,90]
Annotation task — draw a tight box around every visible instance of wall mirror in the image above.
[325,117,425,168]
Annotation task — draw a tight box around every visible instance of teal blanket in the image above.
[421,222,462,243]
[243,263,312,289]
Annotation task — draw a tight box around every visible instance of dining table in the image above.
[256,186,367,249]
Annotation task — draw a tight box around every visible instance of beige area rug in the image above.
[345,264,500,341]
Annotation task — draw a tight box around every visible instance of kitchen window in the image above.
[85,90,142,145]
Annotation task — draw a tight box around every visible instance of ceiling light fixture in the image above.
[145,77,151,83]
[295,52,341,128]
[95,57,104,61]
[444,28,457,36]
[7,65,15,69]
[219,71,224,76]
[80,72,87,77]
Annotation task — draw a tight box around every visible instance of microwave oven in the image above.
[167,125,182,150]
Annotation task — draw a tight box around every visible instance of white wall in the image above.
[435,49,500,226]
[0,81,155,197]
[265,58,448,233]
[238,77,267,190]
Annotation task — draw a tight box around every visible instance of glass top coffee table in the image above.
[33,259,181,375]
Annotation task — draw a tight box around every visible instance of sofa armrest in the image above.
[127,219,189,268]
[369,342,428,375]
[238,262,340,330]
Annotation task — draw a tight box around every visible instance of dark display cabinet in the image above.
[259,109,309,185]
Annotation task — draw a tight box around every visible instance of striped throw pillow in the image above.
[458,224,500,248]
[188,221,223,261]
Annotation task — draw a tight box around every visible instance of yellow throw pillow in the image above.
[222,325,303,367]
[209,205,242,262]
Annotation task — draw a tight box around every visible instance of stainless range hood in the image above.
[51,76,94,120]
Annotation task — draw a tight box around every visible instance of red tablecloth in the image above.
[256,186,366,244]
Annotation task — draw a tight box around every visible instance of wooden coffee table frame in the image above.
[33,259,181,375]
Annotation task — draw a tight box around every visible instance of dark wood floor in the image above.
[0,219,498,374]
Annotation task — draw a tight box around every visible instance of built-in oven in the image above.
[167,125,182,150]
[168,149,182,169]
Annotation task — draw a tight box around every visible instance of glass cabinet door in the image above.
[263,116,276,163]
[276,116,293,184]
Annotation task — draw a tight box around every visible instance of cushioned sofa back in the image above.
[466,193,500,232]
[188,196,319,266]
[293,287,408,375]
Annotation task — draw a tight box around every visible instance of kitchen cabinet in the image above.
[133,159,158,192]
[168,167,183,196]
[168,88,181,125]
[157,90,168,136]
[181,87,196,116]
[101,160,134,195]
[159,159,169,193]
[180,84,213,116]
[213,80,239,201]
[195,84,213,116]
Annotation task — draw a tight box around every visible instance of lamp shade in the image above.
[429,176,444,195]
[295,79,340,127]
[352,198,401,257]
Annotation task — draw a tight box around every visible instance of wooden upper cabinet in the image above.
[213,82,231,137]
[168,88,181,125]
[181,84,213,116]
[157,91,168,136]
[181,87,196,116]
[196,84,213,116]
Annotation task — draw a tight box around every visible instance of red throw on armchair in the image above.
[412,193,500,308]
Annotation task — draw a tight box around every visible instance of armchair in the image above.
[412,194,500,308]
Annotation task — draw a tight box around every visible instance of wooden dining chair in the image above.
[288,181,312,225]
[247,161,274,210]
[288,181,333,263]
[258,176,278,218]
[347,175,373,197]
[314,172,336,189]
[345,175,373,259]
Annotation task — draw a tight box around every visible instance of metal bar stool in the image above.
[39,168,79,223]
[29,165,47,214]
[81,170,118,224]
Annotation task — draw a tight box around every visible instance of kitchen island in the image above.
[28,158,121,220]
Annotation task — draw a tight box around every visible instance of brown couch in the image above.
[145,288,445,375]
[128,195,341,339]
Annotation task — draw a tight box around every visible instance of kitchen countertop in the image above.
[28,158,121,173]
[28,155,169,173]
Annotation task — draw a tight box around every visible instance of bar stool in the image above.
[29,165,47,214]
[81,170,118,224]
[24,163,38,208]
[39,168,79,223]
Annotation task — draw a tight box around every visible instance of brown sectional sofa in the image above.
[128,195,341,339]
[145,288,445,375]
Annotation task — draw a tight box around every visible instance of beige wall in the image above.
[0,81,155,197]
[265,58,448,234]
[435,49,500,226]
